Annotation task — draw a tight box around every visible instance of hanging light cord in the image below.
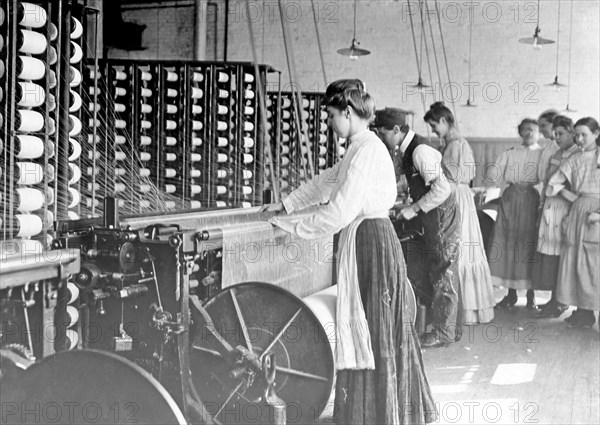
[555,0,561,78]
[407,0,422,80]
[311,0,328,86]
[536,0,541,28]
[566,0,574,108]
[435,0,458,122]
[419,0,434,92]
[353,0,357,40]
[467,0,473,88]
[426,1,443,100]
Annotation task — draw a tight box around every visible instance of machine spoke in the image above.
[276,366,329,382]
[260,308,302,360]
[230,289,253,351]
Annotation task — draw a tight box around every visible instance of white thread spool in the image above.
[113,69,127,80]
[140,152,151,161]
[281,122,291,131]
[243,137,254,148]
[165,168,177,178]
[45,164,55,183]
[192,137,202,147]
[115,87,127,97]
[281,145,290,155]
[0,6,5,26]
[140,104,152,113]
[69,163,81,184]
[114,151,126,161]
[190,153,201,162]
[190,201,201,209]
[165,185,176,194]
[244,122,254,132]
[18,2,47,28]
[338,146,346,156]
[114,103,126,113]
[65,329,79,350]
[69,67,81,87]
[165,71,178,82]
[165,120,177,130]
[69,90,82,112]
[141,88,152,97]
[319,134,327,144]
[242,186,253,195]
[115,119,126,129]
[190,185,202,195]
[115,135,126,145]
[244,106,255,115]
[139,168,151,177]
[244,89,255,100]
[192,72,204,82]
[140,136,151,146]
[191,87,203,99]
[16,135,44,159]
[69,138,82,161]
[16,80,46,109]
[115,183,126,192]
[66,282,80,304]
[17,56,45,80]
[217,105,228,115]
[166,104,177,114]
[217,169,227,178]
[16,188,45,212]
[244,73,255,83]
[192,121,203,131]
[15,214,43,237]
[167,88,178,98]
[217,72,229,83]
[165,153,177,161]
[71,17,83,39]
[218,89,228,98]
[65,305,79,328]
[281,98,292,109]
[166,137,177,146]
[318,158,327,167]
[190,169,201,178]
[216,185,227,195]
[13,162,43,187]
[281,157,290,166]
[114,168,126,176]
[17,29,47,54]
[217,137,228,147]
[140,120,151,129]
[217,154,228,163]
[243,154,253,164]
[140,71,152,81]
[215,201,227,207]
[70,41,83,64]
[68,187,80,208]
[192,105,202,114]
[16,110,44,132]
[241,170,252,181]
[69,116,82,136]
[281,169,289,177]
[139,184,152,193]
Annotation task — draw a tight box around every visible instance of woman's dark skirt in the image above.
[333,218,437,425]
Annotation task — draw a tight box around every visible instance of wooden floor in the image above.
[422,290,600,425]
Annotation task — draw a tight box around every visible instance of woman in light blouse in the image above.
[425,102,495,325]
[262,79,436,424]
[546,117,600,328]
[489,119,543,310]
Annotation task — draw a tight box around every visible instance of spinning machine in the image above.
[1,1,341,424]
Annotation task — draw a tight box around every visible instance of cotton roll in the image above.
[216,185,227,195]
[70,17,83,39]
[16,110,44,132]
[69,90,82,112]
[17,82,45,107]
[16,56,45,80]
[18,3,48,28]
[192,72,204,82]
[18,29,47,55]
[69,116,82,136]
[16,188,45,212]
[16,214,43,238]
[16,135,44,159]
[70,41,83,64]
[68,187,80,208]
[69,163,81,184]
[69,138,82,161]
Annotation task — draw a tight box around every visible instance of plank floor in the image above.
[422,290,600,425]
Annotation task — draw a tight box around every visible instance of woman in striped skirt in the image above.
[489,119,543,310]
[533,115,579,318]
[546,117,600,328]
[263,79,437,424]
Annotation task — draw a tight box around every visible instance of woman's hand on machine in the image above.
[398,203,420,221]
[259,202,285,214]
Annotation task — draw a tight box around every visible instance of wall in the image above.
[117,0,600,138]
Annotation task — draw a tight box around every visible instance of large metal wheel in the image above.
[191,282,335,425]
[2,350,187,425]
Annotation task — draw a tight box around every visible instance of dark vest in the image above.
[401,134,430,202]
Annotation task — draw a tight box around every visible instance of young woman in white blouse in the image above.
[261,79,436,424]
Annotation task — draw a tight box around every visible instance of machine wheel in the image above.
[191,282,335,425]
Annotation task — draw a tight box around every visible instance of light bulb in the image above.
[553,84,561,93]
[533,38,542,50]
[349,54,358,61]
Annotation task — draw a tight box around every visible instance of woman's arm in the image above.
[282,161,343,214]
